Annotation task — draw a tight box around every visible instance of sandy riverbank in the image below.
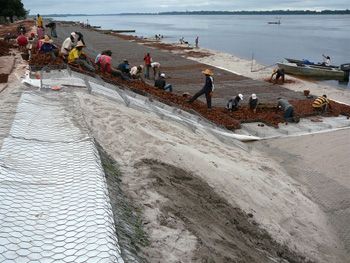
[188,46,350,105]
[1,21,349,262]
[135,36,350,104]
[59,25,350,262]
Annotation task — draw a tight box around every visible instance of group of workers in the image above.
[187,68,331,124]
[29,18,173,91]
[28,18,333,122]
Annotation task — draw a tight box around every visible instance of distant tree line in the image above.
[27,9,350,17]
[158,9,350,15]
[0,0,28,23]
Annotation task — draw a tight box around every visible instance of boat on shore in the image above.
[277,62,346,78]
[285,58,339,69]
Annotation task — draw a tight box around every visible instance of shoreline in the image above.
[0,20,349,262]
[104,30,350,105]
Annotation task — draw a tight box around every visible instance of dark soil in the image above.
[26,53,350,130]
[134,159,314,263]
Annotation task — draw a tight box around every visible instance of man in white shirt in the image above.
[130,65,145,82]
[151,61,161,80]
[322,54,331,66]
[61,32,77,59]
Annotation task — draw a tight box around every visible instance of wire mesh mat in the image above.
[0,92,124,263]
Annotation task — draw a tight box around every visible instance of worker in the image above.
[248,93,259,113]
[74,31,85,45]
[187,69,214,111]
[275,98,300,123]
[39,35,58,57]
[17,25,26,35]
[130,65,145,82]
[95,50,110,63]
[68,41,95,72]
[117,59,131,77]
[17,34,28,51]
[143,53,152,79]
[45,21,57,38]
[36,14,43,27]
[151,61,161,80]
[195,37,199,48]
[226,94,243,112]
[37,25,45,40]
[312,94,332,112]
[270,68,285,84]
[97,50,129,81]
[154,73,173,92]
[61,32,77,59]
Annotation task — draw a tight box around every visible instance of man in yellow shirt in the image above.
[36,14,43,27]
[68,41,95,72]
[312,94,332,112]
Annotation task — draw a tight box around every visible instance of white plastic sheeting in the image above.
[0,92,124,263]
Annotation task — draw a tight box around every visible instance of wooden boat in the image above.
[277,62,345,78]
[285,58,338,69]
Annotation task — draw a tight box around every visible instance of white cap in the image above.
[160,73,165,78]
[238,94,243,100]
[251,93,257,99]
[71,32,77,39]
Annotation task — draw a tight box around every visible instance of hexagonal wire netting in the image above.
[3,66,249,262]
[0,90,125,262]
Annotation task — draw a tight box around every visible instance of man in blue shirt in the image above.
[39,35,58,57]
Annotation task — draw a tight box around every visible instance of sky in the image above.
[22,0,350,15]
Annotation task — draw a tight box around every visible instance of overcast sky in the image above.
[22,0,350,15]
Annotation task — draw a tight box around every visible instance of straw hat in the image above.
[273,68,278,73]
[42,35,53,43]
[75,41,86,48]
[139,65,144,70]
[202,69,213,75]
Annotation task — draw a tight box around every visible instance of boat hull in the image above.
[277,62,344,78]
[285,58,338,69]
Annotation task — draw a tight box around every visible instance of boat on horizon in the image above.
[268,20,281,25]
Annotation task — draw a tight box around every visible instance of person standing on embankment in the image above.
[187,69,214,111]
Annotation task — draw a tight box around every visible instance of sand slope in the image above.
[76,89,347,262]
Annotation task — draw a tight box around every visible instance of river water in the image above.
[53,14,350,87]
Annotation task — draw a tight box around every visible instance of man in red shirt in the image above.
[143,53,152,79]
[97,50,129,81]
[17,35,28,51]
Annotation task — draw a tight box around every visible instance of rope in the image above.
[251,63,277,72]
[250,52,277,72]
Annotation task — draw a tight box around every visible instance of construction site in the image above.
[0,19,349,263]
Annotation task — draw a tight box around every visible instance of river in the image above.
[53,14,350,87]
